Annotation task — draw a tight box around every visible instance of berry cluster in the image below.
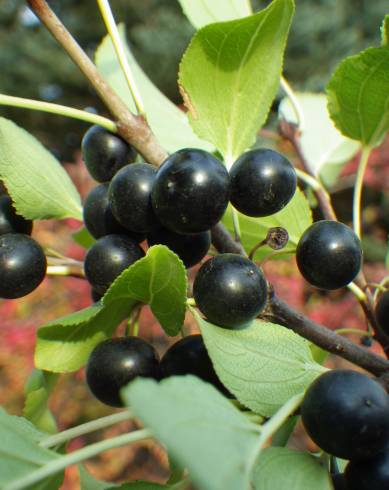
[86,334,228,407]
[302,370,389,490]
[0,194,46,299]
[81,126,300,404]
[81,126,296,312]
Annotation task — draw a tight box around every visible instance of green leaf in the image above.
[327,46,389,147]
[193,312,325,417]
[0,408,62,487]
[222,188,312,259]
[23,370,58,433]
[178,0,294,162]
[35,300,134,373]
[381,14,389,46]
[78,464,118,490]
[0,117,82,220]
[72,227,95,249]
[177,0,252,29]
[95,25,212,154]
[103,246,187,337]
[123,376,259,490]
[252,447,332,490]
[279,93,360,187]
[108,483,186,490]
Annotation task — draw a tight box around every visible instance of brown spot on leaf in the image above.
[179,84,198,120]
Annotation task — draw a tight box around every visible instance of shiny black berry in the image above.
[301,369,389,460]
[0,195,33,235]
[147,227,210,268]
[375,290,389,337]
[86,337,160,407]
[160,335,230,396]
[109,163,159,233]
[345,448,389,490]
[81,125,136,182]
[91,288,102,303]
[84,234,145,294]
[83,183,144,241]
[0,234,46,298]
[296,220,362,290]
[230,149,297,217]
[193,254,267,328]
[151,149,230,234]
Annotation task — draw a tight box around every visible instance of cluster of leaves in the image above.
[0,1,388,490]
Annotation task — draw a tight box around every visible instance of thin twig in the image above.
[211,223,247,256]
[46,257,85,278]
[27,0,167,166]
[262,294,389,377]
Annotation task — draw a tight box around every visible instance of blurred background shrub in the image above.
[0,0,387,158]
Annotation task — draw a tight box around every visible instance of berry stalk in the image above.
[0,94,117,131]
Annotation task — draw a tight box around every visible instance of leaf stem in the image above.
[96,0,145,115]
[295,168,321,192]
[353,146,371,239]
[280,77,305,132]
[347,281,367,302]
[0,94,117,132]
[39,410,134,448]
[231,207,242,242]
[5,428,152,490]
[46,256,85,279]
[335,328,370,338]
[246,392,304,474]
[264,295,389,376]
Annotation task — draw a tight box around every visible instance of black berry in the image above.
[301,369,389,460]
[84,234,145,294]
[345,448,389,490]
[375,290,389,337]
[86,337,160,407]
[83,183,144,241]
[147,227,210,268]
[229,149,297,217]
[109,163,159,233]
[0,195,33,235]
[81,125,136,182]
[91,288,102,303]
[296,220,362,290]
[0,234,46,299]
[193,254,267,328]
[151,149,230,234]
[160,335,230,396]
